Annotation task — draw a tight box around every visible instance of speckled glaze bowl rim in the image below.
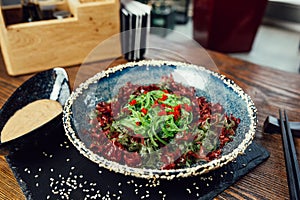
[63,60,257,180]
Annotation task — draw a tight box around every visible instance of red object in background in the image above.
[193,0,268,53]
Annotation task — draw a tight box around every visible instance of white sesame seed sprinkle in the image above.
[62,58,253,182]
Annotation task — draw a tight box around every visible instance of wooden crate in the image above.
[0,0,121,76]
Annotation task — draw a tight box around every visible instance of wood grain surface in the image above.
[0,35,299,199]
[0,0,121,76]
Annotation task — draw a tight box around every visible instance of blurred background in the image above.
[1,0,300,73]
[148,0,300,74]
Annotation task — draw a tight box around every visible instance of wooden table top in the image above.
[0,35,299,199]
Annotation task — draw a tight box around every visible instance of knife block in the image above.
[0,0,121,76]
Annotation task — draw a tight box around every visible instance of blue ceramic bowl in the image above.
[63,60,257,180]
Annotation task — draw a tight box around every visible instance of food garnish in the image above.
[85,75,240,170]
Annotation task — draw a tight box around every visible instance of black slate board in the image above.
[6,123,269,200]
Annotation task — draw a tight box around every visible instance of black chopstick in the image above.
[279,109,300,200]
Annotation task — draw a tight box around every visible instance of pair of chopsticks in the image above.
[279,109,300,200]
